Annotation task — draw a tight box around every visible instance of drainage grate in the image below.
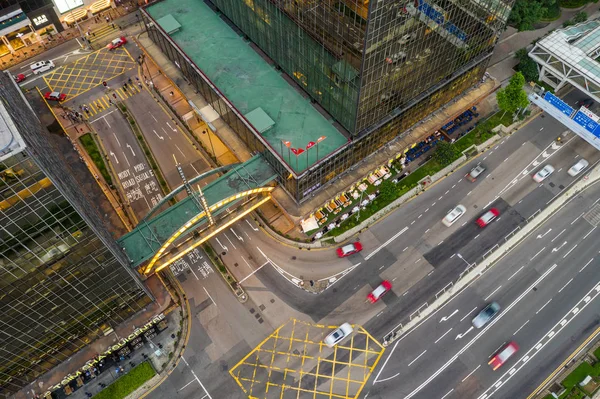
[584,204,600,226]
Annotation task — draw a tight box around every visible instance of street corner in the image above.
[42,46,137,101]
[229,319,385,399]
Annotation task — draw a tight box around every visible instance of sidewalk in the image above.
[13,275,176,399]
[487,2,600,82]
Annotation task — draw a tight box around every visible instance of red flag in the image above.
[282,140,292,148]
[306,141,316,150]
[317,136,327,143]
[291,147,305,155]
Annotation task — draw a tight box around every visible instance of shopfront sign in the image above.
[32,15,48,26]
[51,0,84,14]
[43,313,167,395]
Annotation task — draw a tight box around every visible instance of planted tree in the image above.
[496,72,530,117]
[434,140,460,166]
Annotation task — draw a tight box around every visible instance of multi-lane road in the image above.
[369,178,600,399]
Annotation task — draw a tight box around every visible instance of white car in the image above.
[568,159,589,176]
[533,165,555,183]
[442,205,466,227]
[323,323,353,347]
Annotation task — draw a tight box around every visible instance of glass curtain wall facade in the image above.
[0,0,54,13]
[143,0,513,203]
[0,74,152,398]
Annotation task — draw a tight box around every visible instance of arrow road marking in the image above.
[439,309,458,323]
[153,129,164,140]
[215,237,228,252]
[552,241,567,253]
[166,121,177,132]
[456,326,474,340]
[246,219,259,231]
[230,227,244,242]
[537,228,552,239]
[126,143,136,157]
[109,151,119,164]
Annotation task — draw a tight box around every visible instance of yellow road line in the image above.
[526,324,600,399]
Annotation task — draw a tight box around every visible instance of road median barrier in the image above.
[383,164,600,347]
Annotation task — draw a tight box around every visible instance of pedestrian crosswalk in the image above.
[88,24,119,44]
[82,84,143,119]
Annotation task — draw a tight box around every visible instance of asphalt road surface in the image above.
[89,107,161,220]
[368,178,600,399]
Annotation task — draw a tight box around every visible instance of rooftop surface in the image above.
[146,0,348,173]
[537,20,600,83]
[118,155,277,266]
[0,82,26,162]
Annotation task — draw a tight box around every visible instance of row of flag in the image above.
[282,136,326,156]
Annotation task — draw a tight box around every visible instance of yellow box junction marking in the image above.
[43,47,137,101]
[230,319,385,399]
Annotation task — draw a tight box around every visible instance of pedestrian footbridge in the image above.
[117,155,277,275]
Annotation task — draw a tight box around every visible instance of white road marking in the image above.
[439,196,443,200]
[365,227,409,260]
[460,307,477,322]
[484,286,502,301]
[455,326,474,340]
[432,202,437,206]
[178,379,196,392]
[438,240,444,246]
[507,265,525,281]
[571,212,585,225]
[418,214,423,219]
[583,226,597,241]
[580,258,594,273]
[461,365,481,382]
[439,310,459,323]
[379,265,385,270]
[411,220,416,225]
[551,228,566,242]
[203,287,217,307]
[563,244,577,259]
[181,357,213,399]
[242,257,253,270]
[513,320,529,335]
[467,191,472,196]
[461,221,468,226]
[536,299,552,315]
[425,229,430,233]
[407,350,427,367]
[224,233,237,250]
[474,234,480,240]
[559,278,573,293]
[530,247,546,260]
[435,328,453,344]
[445,190,450,195]
[403,247,409,252]
[440,389,454,399]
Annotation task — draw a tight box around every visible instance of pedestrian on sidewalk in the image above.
[112,93,117,99]
[123,83,128,91]
[169,91,174,97]
[137,82,142,89]
[127,77,132,84]
[106,16,110,23]
[112,22,115,29]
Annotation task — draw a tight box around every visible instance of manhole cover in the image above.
[270,299,275,303]
[259,304,266,311]
[234,263,238,267]
[249,308,255,314]
[559,185,565,189]
[292,256,297,260]
[332,288,338,293]
[186,270,191,275]
[549,182,555,188]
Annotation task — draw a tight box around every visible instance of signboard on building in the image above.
[543,91,574,117]
[32,14,48,26]
[27,5,62,31]
[51,0,84,14]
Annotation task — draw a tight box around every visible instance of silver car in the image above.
[472,302,501,328]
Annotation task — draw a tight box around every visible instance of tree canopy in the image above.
[496,72,530,117]
[509,0,556,31]
[515,48,539,83]
[434,140,460,166]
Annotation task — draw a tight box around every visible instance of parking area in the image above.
[229,319,385,399]
[43,47,137,100]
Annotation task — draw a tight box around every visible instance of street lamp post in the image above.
[67,0,90,50]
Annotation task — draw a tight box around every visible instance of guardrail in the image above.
[382,207,546,347]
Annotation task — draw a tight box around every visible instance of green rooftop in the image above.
[118,155,276,267]
[146,0,348,173]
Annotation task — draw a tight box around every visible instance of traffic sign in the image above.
[573,110,600,137]
[543,92,574,117]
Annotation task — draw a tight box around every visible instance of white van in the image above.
[30,60,55,75]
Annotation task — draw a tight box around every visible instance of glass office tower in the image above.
[0,73,152,397]
[145,0,513,202]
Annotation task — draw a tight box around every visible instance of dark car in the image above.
[576,98,594,108]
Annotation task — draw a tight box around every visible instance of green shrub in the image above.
[92,361,155,399]
[79,133,113,186]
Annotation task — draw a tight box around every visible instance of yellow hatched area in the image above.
[230,319,385,399]
[81,84,142,119]
[43,47,137,101]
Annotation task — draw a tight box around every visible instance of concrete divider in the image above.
[384,162,600,346]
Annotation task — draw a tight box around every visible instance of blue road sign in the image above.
[544,92,574,117]
[573,110,600,137]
